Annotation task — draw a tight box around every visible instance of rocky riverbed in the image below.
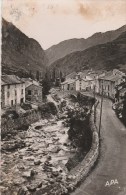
[1,116,76,195]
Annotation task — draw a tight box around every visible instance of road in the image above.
[71,98,126,195]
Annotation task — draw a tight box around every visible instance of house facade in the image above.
[1,75,25,108]
[61,79,76,91]
[115,79,126,103]
[61,72,96,92]
[61,69,126,98]
[75,78,93,91]
[25,79,43,104]
[98,74,124,99]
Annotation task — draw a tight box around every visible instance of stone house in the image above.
[61,71,97,92]
[25,79,43,104]
[75,77,92,91]
[1,75,25,108]
[65,72,76,80]
[115,80,126,103]
[61,79,76,91]
[98,74,124,99]
[61,73,95,92]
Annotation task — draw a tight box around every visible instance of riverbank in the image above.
[1,92,98,195]
[1,114,77,195]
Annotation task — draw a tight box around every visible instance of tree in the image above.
[52,68,56,82]
[29,70,34,79]
[36,70,39,81]
[122,92,126,123]
[41,77,51,97]
[60,70,62,80]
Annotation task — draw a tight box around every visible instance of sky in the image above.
[2,0,126,50]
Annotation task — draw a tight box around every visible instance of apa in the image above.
[105,179,119,187]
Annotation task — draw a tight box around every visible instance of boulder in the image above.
[27,184,37,192]
[18,186,28,195]
[22,171,31,178]
[35,125,43,130]
[22,169,37,178]
[52,171,59,177]
[47,156,52,161]
[51,146,61,153]
[34,159,41,165]
[2,139,25,151]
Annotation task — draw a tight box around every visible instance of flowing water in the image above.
[1,116,75,194]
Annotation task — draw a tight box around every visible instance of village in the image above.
[1,68,126,121]
[1,1,126,194]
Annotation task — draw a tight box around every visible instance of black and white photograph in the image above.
[1,0,126,195]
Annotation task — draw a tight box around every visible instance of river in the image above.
[1,116,75,195]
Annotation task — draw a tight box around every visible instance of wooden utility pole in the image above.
[99,84,104,138]
[94,85,96,123]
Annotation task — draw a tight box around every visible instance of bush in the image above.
[70,94,77,102]
[38,102,57,116]
[2,109,19,119]
[66,105,92,149]
[77,92,95,108]
[66,151,86,171]
[17,124,29,131]
[47,102,57,115]
[21,103,32,110]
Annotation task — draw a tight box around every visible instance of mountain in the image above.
[2,18,48,77]
[46,25,126,65]
[50,31,126,74]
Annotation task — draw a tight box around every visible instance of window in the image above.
[11,100,13,106]
[15,99,17,105]
[7,91,10,98]
[7,85,10,89]
[15,84,16,88]
[67,84,70,90]
[20,98,24,104]
[21,89,23,95]
[28,90,31,95]
[34,90,38,95]
[108,85,110,91]
[15,90,17,96]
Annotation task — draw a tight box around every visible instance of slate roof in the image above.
[120,87,126,94]
[21,78,41,88]
[1,75,24,85]
[25,80,40,88]
[61,78,75,85]
[66,72,76,79]
[99,74,122,82]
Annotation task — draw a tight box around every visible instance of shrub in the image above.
[2,109,19,119]
[17,124,29,131]
[47,102,57,115]
[21,103,32,110]
[67,105,92,149]
[38,102,57,116]
[38,104,50,114]
[77,92,95,108]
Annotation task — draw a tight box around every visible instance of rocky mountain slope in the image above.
[2,18,48,77]
[46,25,126,65]
[50,31,126,74]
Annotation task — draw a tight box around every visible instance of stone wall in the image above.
[1,109,42,138]
[68,100,99,188]
[25,84,43,104]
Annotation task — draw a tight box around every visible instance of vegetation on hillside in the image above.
[50,32,126,75]
[46,25,126,65]
[2,18,47,77]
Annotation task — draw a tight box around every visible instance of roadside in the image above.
[71,98,126,195]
